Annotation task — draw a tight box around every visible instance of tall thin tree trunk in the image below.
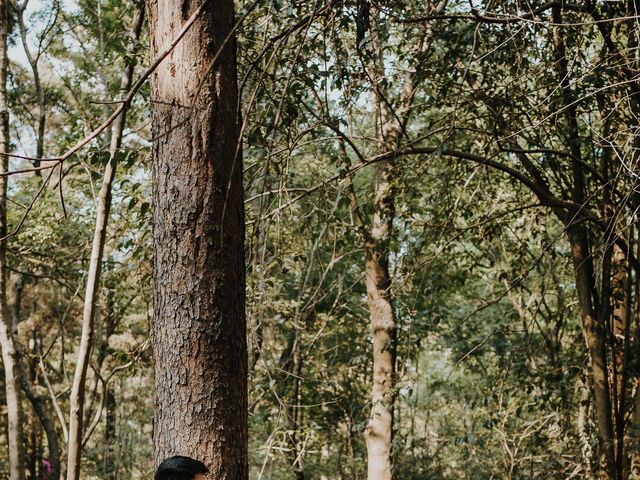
[359,7,408,479]
[568,227,616,479]
[12,3,63,470]
[148,1,248,478]
[28,421,38,480]
[611,244,631,476]
[356,5,437,478]
[20,378,61,480]
[103,388,117,480]
[0,0,26,478]
[552,5,617,477]
[627,3,640,473]
[630,376,640,478]
[290,326,305,480]
[65,7,145,479]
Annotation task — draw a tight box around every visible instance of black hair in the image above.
[154,456,208,480]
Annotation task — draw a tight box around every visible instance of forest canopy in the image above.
[0,1,638,479]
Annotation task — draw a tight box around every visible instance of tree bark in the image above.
[363,218,397,480]
[65,6,145,479]
[104,388,117,480]
[0,0,27,478]
[356,6,438,479]
[610,244,631,476]
[362,11,398,480]
[551,5,617,477]
[631,375,640,478]
[147,1,248,478]
[577,377,594,475]
[568,226,616,479]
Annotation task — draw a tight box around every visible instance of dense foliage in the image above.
[1,0,639,479]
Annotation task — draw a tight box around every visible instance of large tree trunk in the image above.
[0,1,26,478]
[147,1,248,478]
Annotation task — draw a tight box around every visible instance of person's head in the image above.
[154,456,208,480]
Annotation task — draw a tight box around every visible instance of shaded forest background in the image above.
[0,0,639,479]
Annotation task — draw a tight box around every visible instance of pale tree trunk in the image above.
[362,12,397,479]
[148,0,248,478]
[356,5,441,479]
[364,219,396,480]
[65,6,145,479]
[0,0,27,478]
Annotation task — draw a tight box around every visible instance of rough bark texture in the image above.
[147,1,248,478]
[0,1,27,478]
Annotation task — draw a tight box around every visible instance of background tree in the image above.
[0,1,639,479]
[0,0,26,477]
